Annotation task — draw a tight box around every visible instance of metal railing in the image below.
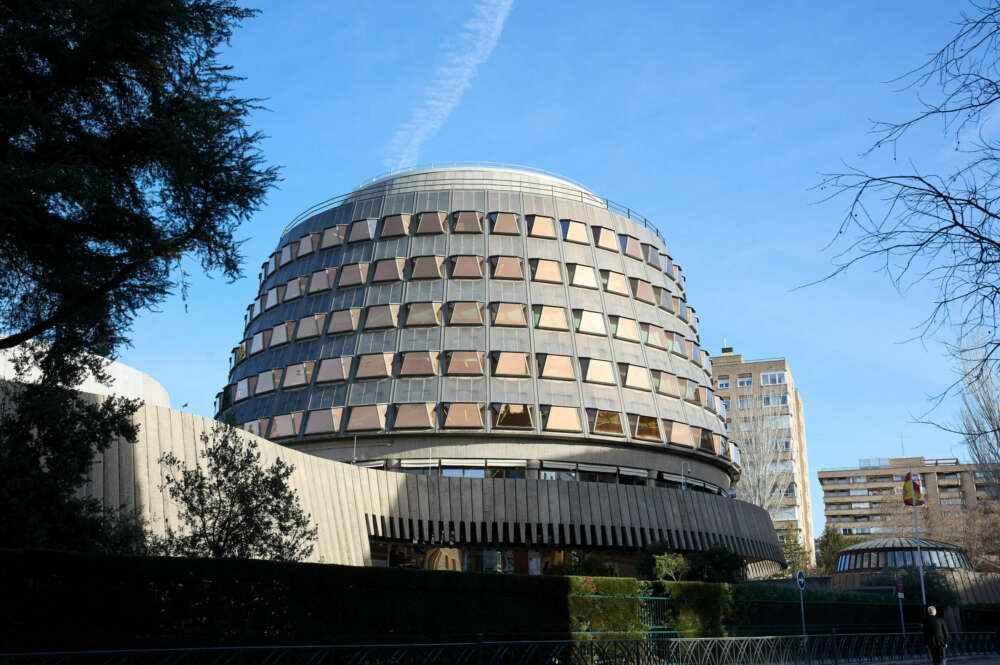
[3,633,997,665]
[279,161,667,244]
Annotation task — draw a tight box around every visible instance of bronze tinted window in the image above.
[249,330,271,355]
[283,276,307,301]
[283,362,315,388]
[537,354,575,380]
[528,215,558,238]
[700,428,717,452]
[278,244,296,266]
[541,405,582,432]
[338,262,369,287]
[328,308,362,334]
[630,414,662,441]
[411,255,445,279]
[629,278,656,304]
[445,351,485,375]
[641,243,661,267]
[640,323,668,349]
[264,286,283,310]
[364,305,400,329]
[269,412,303,439]
[415,211,446,234]
[587,409,624,436]
[234,377,255,402]
[348,219,377,243]
[560,220,589,244]
[452,210,483,233]
[394,403,436,429]
[619,234,643,259]
[573,310,606,336]
[405,302,442,326]
[316,357,351,383]
[491,352,530,377]
[669,421,694,447]
[320,225,347,249]
[491,302,527,327]
[297,233,319,257]
[592,226,618,251]
[618,364,651,390]
[381,214,410,238]
[399,351,438,376]
[372,258,406,282]
[566,263,599,289]
[532,305,569,330]
[254,368,281,394]
[490,256,524,279]
[610,316,640,342]
[355,353,393,379]
[490,212,519,235]
[580,358,616,385]
[529,259,562,283]
[492,403,534,429]
[601,270,629,295]
[447,301,484,325]
[654,371,681,397]
[243,419,267,437]
[304,407,344,435]
[346,404,388,431]
[450,255,485,278]
[442,403,485,429]
[296,313,326,340]
[308,268,337,293]
[269,321,295,347]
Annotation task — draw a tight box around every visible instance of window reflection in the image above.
[630,414,661,441]
[372,258,406,282]
[448,301,485,325]
[491,352,530,377]
[490,256,524,280]
[601,270,629,295]
[492,403,534,429]
[566,264,598,289]
[411,255,445,279]
[528,215,558,238]
[406,302,442,326]
[450,255,484,278]
[399,351,438,376]
[580,358,616,385]
[490,212,520,235]
[415,211,446,234]
[452,211,483,233]
[491,302,527,327]
[610,316,640,341]
[537,354,575,380]
[541,405,582,432]
[533,305,569,330]
[560,220,589,244]
[587,409,624,436]
[573,310,606,335]
[381,214,410,238]
[530,259,562,283]
[393,402,435,429]
[445,351,485,375]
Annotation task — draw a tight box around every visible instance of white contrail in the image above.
[384,0,514,169]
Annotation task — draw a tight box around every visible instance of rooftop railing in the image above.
[279,162,667,245]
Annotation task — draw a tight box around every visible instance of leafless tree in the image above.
[820,2,1000,393]
[731,388,794,520]
[958,351,1000,498]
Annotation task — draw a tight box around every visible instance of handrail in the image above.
[279,163,667,244]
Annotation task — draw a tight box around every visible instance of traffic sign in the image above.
[896,577,904,593]
[796,570,806,590]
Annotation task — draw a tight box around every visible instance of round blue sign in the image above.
[796,570,806,590]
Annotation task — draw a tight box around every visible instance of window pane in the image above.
[493,403,534,429]
[365,305,399,329]
[448,301,484,325]
[339,262,369,287]
[452,210,483,233]
[560,220,589,244]
[381,214,410,238]
[411,255,445,279]
[533,305,569,330]
[348,219,377,243]
[347,404,388,431]
[632,414,661,441]
[328,308,361,334]
[355,353,393,378]
[394,402,435,429]
[611,316,640,341]
[543,406,582,432]
[443,403,485,428]
[316,357,350,383]
[399,351,438,376]
[538,354,575,380]
[528,215,558,238]
[304,407,343,435]
[490,212,520,235]
[530,259,562,283]
[451,255,484,278]
[492,352,530,377]
[581,359,616,384]
[415,211,446,234]
[372,258,406,282]
[566,264,598,289]
[446,351,485,375]
[491,256,524,279]
[406,302,442,326]
[492,302,527,327]
[592,226,618,250]
[601,270,629,295]
[619,364,651,390]
[589,409,624,436]
[574,310,606,335]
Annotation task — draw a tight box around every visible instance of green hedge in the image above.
[657,581,731,637]
[567,576,650,639]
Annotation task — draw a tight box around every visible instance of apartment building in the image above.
[711,347,815,566]
[818,457,994,536]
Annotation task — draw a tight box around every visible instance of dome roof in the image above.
[837,537,960,554]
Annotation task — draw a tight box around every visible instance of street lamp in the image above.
[680,462,692,490]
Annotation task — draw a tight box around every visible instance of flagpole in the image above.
[909,467,927,606]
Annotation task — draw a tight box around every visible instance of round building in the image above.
[217,165,783,574]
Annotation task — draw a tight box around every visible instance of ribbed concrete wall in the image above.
[86,403,783,566]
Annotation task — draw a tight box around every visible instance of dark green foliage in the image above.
[0,0,276,553]
[636,540,675,579]
[686,543,744,583]
[0,0,278,357]
[155,423,317,561]
[0,381,140,551]
[660,581,731,637]
[0,549,574,650]
[815,526,864,573]
[567,576,650,638]
[865,567,958,608]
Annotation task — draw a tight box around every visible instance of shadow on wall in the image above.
[0,549,573,651]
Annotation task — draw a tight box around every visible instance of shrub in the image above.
[660,581,731,637]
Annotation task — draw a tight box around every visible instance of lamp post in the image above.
[681,462,692,490]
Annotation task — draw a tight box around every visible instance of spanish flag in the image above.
[903,472,924,506]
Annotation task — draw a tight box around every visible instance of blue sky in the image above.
[120,0,972,539]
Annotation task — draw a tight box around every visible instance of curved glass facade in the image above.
[836,548,972,572]
[217,167,735,489]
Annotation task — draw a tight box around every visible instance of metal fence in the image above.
[3,633,998,665]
